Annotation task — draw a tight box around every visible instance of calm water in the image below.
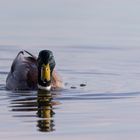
[1,0,140,140]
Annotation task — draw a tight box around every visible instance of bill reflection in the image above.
[9,90,60,133]
[37,90,55,132]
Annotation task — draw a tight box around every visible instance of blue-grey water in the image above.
[0,0,140,140]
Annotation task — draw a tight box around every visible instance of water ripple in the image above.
[7,90,60,132]
[0,87,140,133]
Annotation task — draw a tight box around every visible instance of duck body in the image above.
[6,50,62,91]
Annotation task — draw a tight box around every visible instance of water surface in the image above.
[0,0,140,140]
[0,46,140,140]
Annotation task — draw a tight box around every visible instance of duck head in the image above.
[37,50,55,91]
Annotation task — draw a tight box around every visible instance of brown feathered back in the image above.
[6,50,62,90]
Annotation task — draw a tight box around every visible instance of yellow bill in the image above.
[41,64,51,81]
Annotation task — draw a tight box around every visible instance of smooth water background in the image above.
[0,0,140,140]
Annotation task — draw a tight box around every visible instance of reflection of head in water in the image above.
[37,90,55,132]
[9,90,60,133]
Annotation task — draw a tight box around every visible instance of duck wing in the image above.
[6,51,38,90]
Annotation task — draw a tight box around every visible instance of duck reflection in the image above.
[37,90,55,132]
[9,90,60,132]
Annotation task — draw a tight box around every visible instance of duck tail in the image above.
[23,50,37,59]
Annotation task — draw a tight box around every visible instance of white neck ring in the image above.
[38,84,51,91]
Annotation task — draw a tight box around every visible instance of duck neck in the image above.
[37,84,51,91]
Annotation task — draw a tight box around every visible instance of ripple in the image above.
[1,87,140,133]
[0,71,9,75]
[54,89,140,101]
[7,90,60,132]
[0,84,6,90]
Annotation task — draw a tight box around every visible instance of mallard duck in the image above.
[6,50,62,91]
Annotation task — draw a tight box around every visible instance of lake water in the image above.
[0,0,140,140]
